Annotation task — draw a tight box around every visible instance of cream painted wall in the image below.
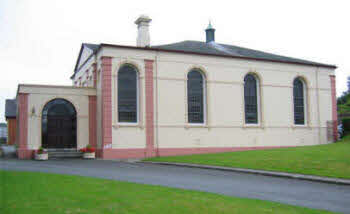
[109,56,147,149]
[100,46,335,149]
[18,85,96,150]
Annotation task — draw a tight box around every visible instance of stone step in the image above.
[48,151,83,159]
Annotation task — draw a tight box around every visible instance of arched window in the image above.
[293,78,306,125]
[244,74,258,124]
[187,69,205,123]
[118,64,138,123]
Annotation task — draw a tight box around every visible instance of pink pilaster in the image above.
[144,59,156,157]
[89,96,97,148]
[330,75,338,142]
[101,57,113,158]
[17,93,32,159]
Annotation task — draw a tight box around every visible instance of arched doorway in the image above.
[42,99,77,149]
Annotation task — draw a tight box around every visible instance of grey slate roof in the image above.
[73,39,335,79]
[5,99,17,118]
[84,43,100,52]
[72,43,101,78]
[152,40,334,68]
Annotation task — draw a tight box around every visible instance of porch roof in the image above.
[17,84,97,97]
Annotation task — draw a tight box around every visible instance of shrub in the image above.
[80,145,95,153]
[0,137,6,144]
[87,147,95,153]
[342,118,350,134]
[36,146,47,154]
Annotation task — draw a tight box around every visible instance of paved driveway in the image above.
[1,159,350,213]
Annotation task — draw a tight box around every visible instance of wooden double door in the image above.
[45,116,76,149]
[41,99,77,149]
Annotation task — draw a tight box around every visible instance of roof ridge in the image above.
[152,40,335,68]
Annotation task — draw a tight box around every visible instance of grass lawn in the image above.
[0,170,335,214]
[146,135,350,179]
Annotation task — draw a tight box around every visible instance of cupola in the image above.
[205,21,215,43]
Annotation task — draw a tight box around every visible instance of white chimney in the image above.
[135,15,152,47]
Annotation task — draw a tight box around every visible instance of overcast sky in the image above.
[1,0,349,123]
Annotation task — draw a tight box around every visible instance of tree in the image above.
[337,76,350,113]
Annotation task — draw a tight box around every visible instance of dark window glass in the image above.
[187,70,204,123]
[244,74,258,124]
[118,65,138,122]
[293,78,305,125]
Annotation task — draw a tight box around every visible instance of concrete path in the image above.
[1,159,350,213]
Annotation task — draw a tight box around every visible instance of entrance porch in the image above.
[16,84,97,159]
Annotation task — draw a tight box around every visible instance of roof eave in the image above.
[100,43,337,69]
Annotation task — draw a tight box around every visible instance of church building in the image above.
[16,15,337,159]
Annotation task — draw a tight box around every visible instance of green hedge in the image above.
[0,137,6,144]
[342,118,350,133]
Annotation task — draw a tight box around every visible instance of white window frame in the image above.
[243,74,261,126]
[293,78,308,126]
[117,65,140,125]
[187,70,207,126]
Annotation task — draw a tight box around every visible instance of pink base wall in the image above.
[17,149,34,159]
[157,146,291,157]
[102,148,145,159]
[98,146,291,159]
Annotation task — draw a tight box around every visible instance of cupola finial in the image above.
[207,20,213,29]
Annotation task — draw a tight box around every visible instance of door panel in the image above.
[46,116,76,149]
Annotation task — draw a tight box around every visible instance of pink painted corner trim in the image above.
[144,59,156,157]
[330,75,338,142]
[89,96,97,148]
[18,93,31,159]
[101,57,113,158]
[96,149,103,158]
